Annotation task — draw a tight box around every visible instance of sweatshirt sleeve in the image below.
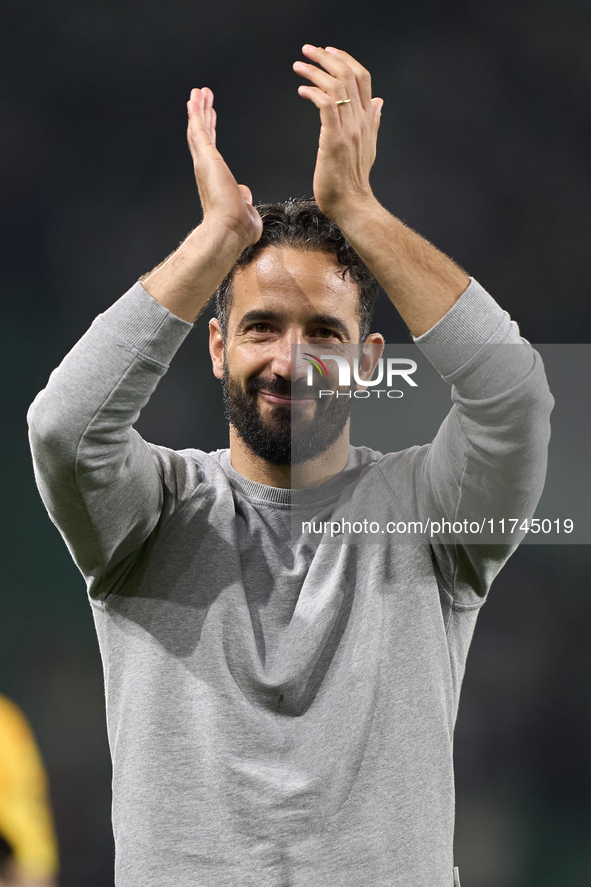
[27,282,195,600]
[378,277,555,607]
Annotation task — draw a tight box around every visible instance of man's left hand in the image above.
[293,45,383,222]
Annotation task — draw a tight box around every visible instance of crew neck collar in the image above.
[218,446,370,507]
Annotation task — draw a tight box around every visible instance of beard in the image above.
[221,361,353,467]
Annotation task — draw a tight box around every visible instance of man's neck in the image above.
[228,426,351,489]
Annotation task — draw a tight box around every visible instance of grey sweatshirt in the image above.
[27,278,553,887]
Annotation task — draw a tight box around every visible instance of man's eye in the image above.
[315,328,337,338]
[250,323,271,333]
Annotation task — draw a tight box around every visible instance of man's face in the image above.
[209,247,370,466]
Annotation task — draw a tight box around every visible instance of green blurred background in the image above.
[2,1,591,884]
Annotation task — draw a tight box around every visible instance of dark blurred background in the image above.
[2,1,591,885]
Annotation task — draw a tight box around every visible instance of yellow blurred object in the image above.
[0,694,59,879]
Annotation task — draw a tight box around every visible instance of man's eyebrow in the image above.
[236,309,352,338]
[237,310,283,329]
[308,313,351,338]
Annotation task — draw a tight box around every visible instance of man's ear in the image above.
[209,318,225,380]
[356,333,385,386]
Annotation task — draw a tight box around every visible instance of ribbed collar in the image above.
[217,446,374,507]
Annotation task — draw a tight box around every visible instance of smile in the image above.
[259,391,315,405]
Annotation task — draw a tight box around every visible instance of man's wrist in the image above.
[325,193,382,238]
[141,220,248,323]
[196,216,254,259]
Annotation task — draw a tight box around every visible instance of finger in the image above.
[187,91,216,163]
[188,87,204,120]
[187,88,218,150]
[293,60,350,106]
[371,96,384,127]
[238,184,253,205]
[187,98,206,147]
[202,87,215,144]
[247,203,263,239]
[210,107,217,148]
[297,84,342,131]
[202,87,211,135]
[325,47,373,109]
[301,45,362,107]
[302,44,372,110]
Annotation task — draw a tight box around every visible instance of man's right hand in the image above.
[140,87,262,323]
[187,87,263,248]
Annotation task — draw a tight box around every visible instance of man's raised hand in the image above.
[293,45,383,223]
[139,88,261,323]
[187,87,262,248]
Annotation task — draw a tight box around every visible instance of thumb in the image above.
[371,97,384,122]
[246,202,263,242]
[238,184,254,205]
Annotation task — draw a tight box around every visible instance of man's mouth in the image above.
[259,391,315,405]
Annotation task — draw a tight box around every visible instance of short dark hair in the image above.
[213,197,380,342]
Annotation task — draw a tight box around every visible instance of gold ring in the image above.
[335,99,351,106]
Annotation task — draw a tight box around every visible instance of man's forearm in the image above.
[140,221,249,323]
[333,198,470,338]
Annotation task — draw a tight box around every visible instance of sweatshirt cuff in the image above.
[412,277,510,378]
[97,281,194,366]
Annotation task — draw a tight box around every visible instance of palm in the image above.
[187,87,262,245]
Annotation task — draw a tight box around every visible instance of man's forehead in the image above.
[229,246,361,322]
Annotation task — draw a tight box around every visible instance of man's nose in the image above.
[268,332,309,381]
